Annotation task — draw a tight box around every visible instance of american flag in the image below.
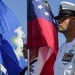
[27,0,58,75]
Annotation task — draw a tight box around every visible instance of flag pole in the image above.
[0,63,2,75]
[27,49,30,75]
[27,0,30,74]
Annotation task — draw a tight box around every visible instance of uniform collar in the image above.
[30,57,38,64]
[65,38,75,49]
[60,38,75,52]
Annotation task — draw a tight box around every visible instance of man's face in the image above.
[57,16,74,33]
[22,44,28,59]
[22,44,38,60]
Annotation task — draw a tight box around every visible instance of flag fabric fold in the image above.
[0,63,8,75]
[0,0,26,75]
[27,0,58,75]
[0,39,8,75]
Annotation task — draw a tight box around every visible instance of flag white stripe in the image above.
[36,46,54,75]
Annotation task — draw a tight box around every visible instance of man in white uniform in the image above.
[20,38,39,75]
[54,1,75,75]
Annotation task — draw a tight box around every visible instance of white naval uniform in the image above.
[54,39,75,75]
[24,58,38,75]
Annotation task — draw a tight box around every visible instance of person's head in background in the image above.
[22,38,39,61]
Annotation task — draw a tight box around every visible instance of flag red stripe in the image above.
[27,18,58,53]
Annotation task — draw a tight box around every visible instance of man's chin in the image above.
[58,29,66,32]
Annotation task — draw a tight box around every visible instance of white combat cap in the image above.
[55,1,75,20]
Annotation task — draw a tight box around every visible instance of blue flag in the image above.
[0,0,26,75]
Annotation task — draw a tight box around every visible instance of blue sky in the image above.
[2,0,75,46]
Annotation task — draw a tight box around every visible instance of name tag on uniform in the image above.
[62,50,74,62]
